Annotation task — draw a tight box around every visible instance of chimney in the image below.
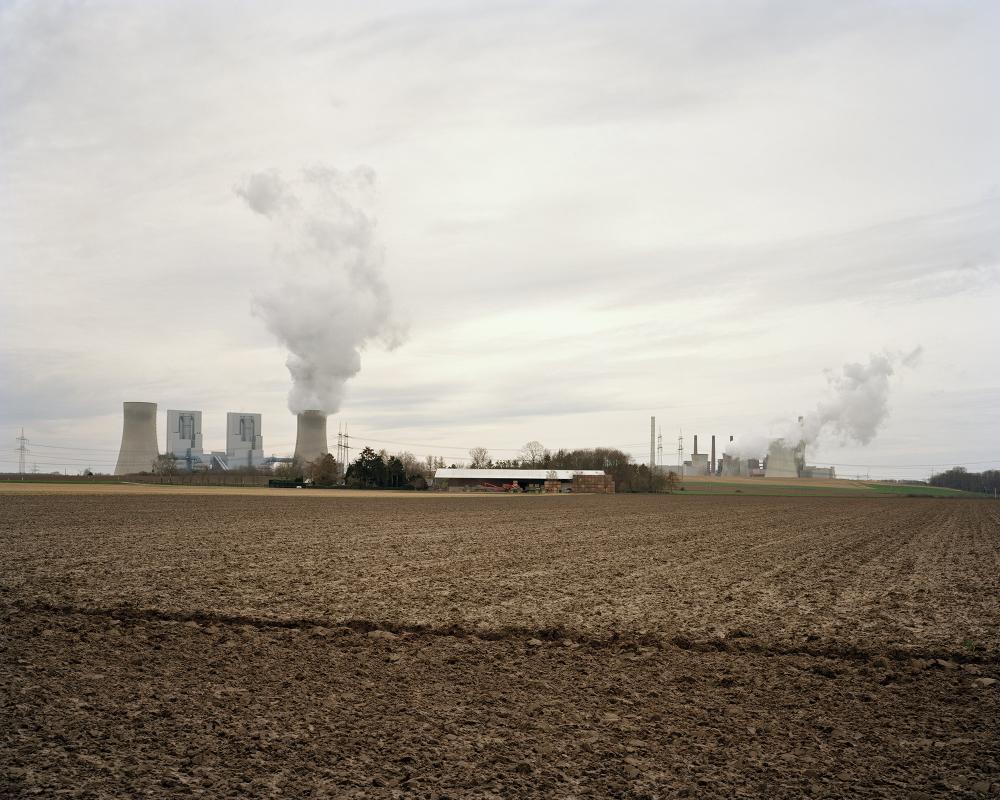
[294,410,329,465]
[693,435,698,455]
[711,435,716,477]
[115,401,160,475]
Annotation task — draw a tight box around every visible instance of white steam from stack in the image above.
[235,165,404,458]
[727,348,922,459]
[793,347,922,446]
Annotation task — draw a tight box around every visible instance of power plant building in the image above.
[226,412,264,468]
[166,410,203,463]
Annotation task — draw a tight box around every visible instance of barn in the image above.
[432,468,612,493]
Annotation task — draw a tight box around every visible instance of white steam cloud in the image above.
[728,348,922,457]
[797,347,922,446]
[235,166,404,414]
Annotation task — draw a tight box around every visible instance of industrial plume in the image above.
[796,348,922,446]
[236,166,404,415]
[729,348,922,457]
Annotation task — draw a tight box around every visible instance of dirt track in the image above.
[2,491,998,797]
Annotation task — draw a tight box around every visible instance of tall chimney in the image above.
[115,401,159,475]
[294,410,329,465]
[693,434,698,455]
[711,435,716,477]
[650,416,656,470]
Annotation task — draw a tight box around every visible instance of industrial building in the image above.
[432,468,612,493]
[227,412,264,468]
[652,422,836,481]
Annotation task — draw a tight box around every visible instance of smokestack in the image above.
[650,416,655,469]
[294,410,329,465]
[115,402,159,475]
[711,435,716,477]
[693,435,698,455]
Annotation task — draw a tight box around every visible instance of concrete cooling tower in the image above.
[764,441,799,479]
[114,402,160,475]
[294,410,329,465]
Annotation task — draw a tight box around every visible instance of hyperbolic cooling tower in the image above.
[114,401,160,475]
[293,410,329,465]
[765,440,799,479]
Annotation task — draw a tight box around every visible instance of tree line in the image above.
[929,467,1000,495]
[466,442,672,493]
[154,439,678,492]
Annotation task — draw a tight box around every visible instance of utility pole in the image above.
[344,423,351,468]
[16,428,28,477]
[677,429,683,477]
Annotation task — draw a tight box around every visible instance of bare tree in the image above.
[519,441,546,465]
[469,447,491,468]
[664,470,680,493]
[152,454,178,483]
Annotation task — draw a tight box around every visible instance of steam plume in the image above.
[235,166,404,414]
[728,348,921,457]
[796,347,922,446]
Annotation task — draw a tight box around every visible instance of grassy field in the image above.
[675,476,977,498]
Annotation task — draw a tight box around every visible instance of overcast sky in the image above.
[2,0,998,478]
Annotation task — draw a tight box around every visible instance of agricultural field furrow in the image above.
[2,493,998,658]
[2,488,999,799]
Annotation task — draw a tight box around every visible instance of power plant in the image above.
[657,421,835,480]
[114,403,277,474]
[111,399,834,482]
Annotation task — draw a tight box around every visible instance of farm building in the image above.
[432,468,613,493]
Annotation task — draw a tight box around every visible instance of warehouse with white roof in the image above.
[432,468,613,493]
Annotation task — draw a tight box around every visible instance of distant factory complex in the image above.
[649,418,836,481]
[114,403,835,484]
[115,402,272,475]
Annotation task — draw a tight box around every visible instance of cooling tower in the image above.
[114,401,160,475]
[294,410,329,465]
[765,440,799,479]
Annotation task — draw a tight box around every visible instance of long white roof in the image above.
[433,468,605,480]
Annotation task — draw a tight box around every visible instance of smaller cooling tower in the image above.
[115,401,160,475]
[294,410,329,465]
[765,441,799,479]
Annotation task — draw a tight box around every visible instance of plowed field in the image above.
[2,489,998,798]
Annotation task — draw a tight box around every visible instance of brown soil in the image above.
[2,491,998,798]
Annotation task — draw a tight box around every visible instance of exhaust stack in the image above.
[294,410,329,465]
[115,401,159,475]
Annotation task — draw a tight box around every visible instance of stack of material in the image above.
[572,474,616,494]
[543,479,561,493]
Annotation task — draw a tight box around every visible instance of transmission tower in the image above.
[16,428,28,475]
[336,422,344,473]
[677,429,684,475]
[657,427,663,467]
